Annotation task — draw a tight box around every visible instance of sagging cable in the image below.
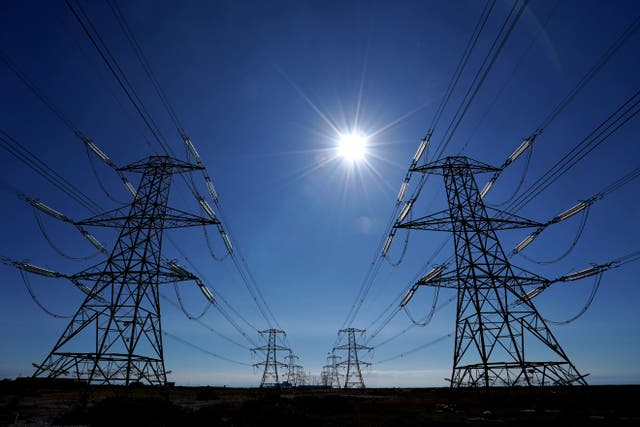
[19,270,71,319]
[545,271,603,325]
[202,225,227,261]
[172,281,211,320]
[34,208,101,261]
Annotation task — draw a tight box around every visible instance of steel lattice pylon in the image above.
[322,354,342,388]
[398,156,587,387]
[252,329,290,388]
[284,353,302,387]
[333,328,371,389]
[32,156,217,386]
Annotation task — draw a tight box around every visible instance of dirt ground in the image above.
[1,379,639,426]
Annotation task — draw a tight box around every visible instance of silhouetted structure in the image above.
[333,328,371,388]
[253,329,290,388]
[397,156,586,387]
[32,156,218,386]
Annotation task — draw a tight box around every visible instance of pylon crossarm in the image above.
[117,155,203,173]
[411,156,501,175]
[397,208,543,231]
[75,206,218,229]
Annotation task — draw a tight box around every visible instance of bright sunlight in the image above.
[337,133,367,161]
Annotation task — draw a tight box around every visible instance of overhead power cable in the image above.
[544,271,603,325]
[88,0,282,331]
[0,128,103,214]
[65,0,173,155]
[160,294,250,351]
[33,207,102,261]
[538,14,640,130]
[18,269,72,319]
[0,48,137,200]
[374,333,452,365]
[339,1,529,337]
[432,0,528,160]
[507,88,640,214]
[163,330,252,366]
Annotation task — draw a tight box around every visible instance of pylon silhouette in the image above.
[252,329,290,388]
[32,156,218,386]
[398,156,587,387]
[333,328,371,389]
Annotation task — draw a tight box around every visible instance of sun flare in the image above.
[337,133,367,162]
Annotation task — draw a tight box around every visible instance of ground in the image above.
[1,379,639,426]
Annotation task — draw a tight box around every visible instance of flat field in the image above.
[1,379,639,426]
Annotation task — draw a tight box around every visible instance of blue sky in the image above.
[0,0,639,387]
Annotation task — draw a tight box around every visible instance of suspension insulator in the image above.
[397,201,413,223]
[513,232,537,254]
[554,200,588,222]
[519,286,544,304]
[197,280,216,304]
[86,141,114,167]
[18,262,60,277]
[413,137,429,163]
[382,234,394,256]
[198,197,217,221]
[221,231,233,253]
[28,199,70,222]
[561,265,605,281]
[417,265,444,285]
[506,137,532,164]
[123,180,137,198]
[479,179,495,199]
[206,178,219,202]
[397,181,408,203]
[168,261,193,279]
[78,228,107,253]
[183,136,202,162]
[400,284,419,307]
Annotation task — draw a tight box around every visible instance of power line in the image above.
[0,128,103,214]
[164,330,252,366]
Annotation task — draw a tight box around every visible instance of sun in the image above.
[337,133,367,161]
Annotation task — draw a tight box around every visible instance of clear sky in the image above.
[0,0,639,387]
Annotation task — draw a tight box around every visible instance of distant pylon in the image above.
[252,329,290,388]
[32,156,218,386]
[333,328,371,389]
[397,156,587,387]
[324,354,342,388]
[284,353,302,387]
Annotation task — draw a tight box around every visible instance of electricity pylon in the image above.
[284,353,303,387]
[323,354,342,388]
[397,156,587,387]
[32,155,218,386]
[252,329,290,388]
[333,328,371,389]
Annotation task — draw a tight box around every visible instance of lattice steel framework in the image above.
[333,328,371,389]
[323,354,342,388]
[398,156,586,387]
[284,353,302,387]
[32,156,217,386]
[252,329,290,388]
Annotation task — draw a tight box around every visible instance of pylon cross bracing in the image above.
[32,156,218,386]
[252,329,290,388]
[397,156,587,387]
[333,328,371,389]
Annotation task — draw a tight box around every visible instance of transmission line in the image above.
[163,331,252,366]
[338,0,503,334]
[0,128,103,214]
